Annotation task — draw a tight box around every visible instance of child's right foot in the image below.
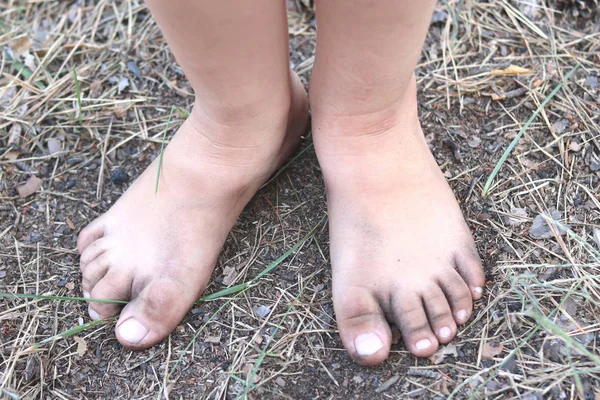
[77,73,308,349]
[312,76,486,366]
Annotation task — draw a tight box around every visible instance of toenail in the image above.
[439,326,452,339]
[88,307,100,320]
[118,318,149,345]
[83,291,90,299]
[415,338,432,350]
[474,287,483,294]
[456,309,469,321]
[354,333,383,356]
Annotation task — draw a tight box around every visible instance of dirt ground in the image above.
[1,0,600,399]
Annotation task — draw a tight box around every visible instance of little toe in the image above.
[77,217,106,254]
[439,269,474,325]
[392,293,439,357]
[115,278,200,350]
[455,249,485,300]
[422,286,457,344]
[88,271,130,320]
[81,252,110,295]
[334,286,391,366]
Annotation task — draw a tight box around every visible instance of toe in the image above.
[88,270,130,320]
[439,269,474,325]
[422,286,457,344]
[80,237,109,268]
[81,252,110,295]
[115,278,199,350]
[392,292,439,357]
[77,217,106,254]
[455,249,485,300]
[334,286,391,366]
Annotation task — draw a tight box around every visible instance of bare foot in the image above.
[77,73,308,349]
[312,76,485,366]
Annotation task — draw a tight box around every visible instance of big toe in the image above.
[334,286,391,366]
[115,278,199,350]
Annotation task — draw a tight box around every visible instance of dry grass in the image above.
[1,0,600,398]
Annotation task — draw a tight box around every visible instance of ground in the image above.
[1,1,600,399]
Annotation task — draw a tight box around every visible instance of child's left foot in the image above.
[313,78,486,366]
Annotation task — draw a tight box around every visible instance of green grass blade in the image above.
[73,67,83,125]
[11,59,47,90]
[196,283,250,303]
[482,64,579,197]
[155,106,175,194]
[262,141,314,188]
[254,215,325,281]
[0,292,127,304]
[30,316,117,349]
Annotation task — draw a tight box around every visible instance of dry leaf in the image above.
[17,176,43,198]
[74,336,87,356]
[482,341,504,359]
[491,65,533,75]
[253,333,263,345]
[8,123,22,148]
[11,36,31,57]
[66,217,76,230]
[222,265,237,286]
[90,79,103,97]
[429,343,458,364]
[113,103,129,119]
[204,335,221,343]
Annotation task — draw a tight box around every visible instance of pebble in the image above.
[110,168,129,185]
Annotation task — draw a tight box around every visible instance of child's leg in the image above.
[310,0,485,365]
[77,1,308,349]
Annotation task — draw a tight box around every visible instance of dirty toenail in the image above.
[456,309,469,321]
[88,307,100,320]
[119,318,149,344]
[439,326,452,339]
[415,338,432,350]
[474,286,483,294]
[354,333,383,356]
[83,291,90,299]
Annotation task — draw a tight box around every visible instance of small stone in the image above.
[47,138,62,155]
[529,209,569,239]
[65,179,77,189]
[253,305,271,318]
[585,75,598,88]
[127,60,142,79]
[110,168,129,185]
[275,377,286,387]
[507,207,528,225]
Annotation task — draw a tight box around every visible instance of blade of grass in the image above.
[155,106,175,194]
[0,292,127,304]
[73,67,83,125]
[239,275,314,400]
[28,316,117,350]
[262,141,314,188]
[10,58,47,90]
[482,64,579,197]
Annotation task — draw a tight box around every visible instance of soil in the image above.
[1,1,600,399]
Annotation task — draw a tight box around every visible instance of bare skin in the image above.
[312,76,485,365]
[77,0,485,362]
[310,0,485,365]
[77,0,308,349]
[77,73,307,348]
